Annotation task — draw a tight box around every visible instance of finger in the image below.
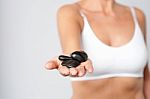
[58,66,70,76]
[76,66,86,77]
[69,67,78,77]
[44,61,57,70]
[44,57,60,70]
[82,59,94,73]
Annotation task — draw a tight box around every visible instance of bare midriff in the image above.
[71,77,144,99]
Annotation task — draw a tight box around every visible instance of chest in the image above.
[81,15,148,75]
[81,13,135,47]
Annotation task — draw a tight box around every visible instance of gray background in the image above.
[0,0,150,99]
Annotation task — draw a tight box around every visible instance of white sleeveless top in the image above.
[69,6,149,81]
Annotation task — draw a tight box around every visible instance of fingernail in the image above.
[89,69,93,73]
[45,63,51,69]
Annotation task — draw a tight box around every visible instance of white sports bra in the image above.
[69,6,149,81]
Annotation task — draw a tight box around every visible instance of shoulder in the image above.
[134,7,146,24]
[56,3,81,20]
[120,4,147,42]
[119,4,146,24]
[133,7,147,41]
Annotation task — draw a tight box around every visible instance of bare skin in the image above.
[45,0,150,99]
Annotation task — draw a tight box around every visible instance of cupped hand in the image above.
[44,56,94,77]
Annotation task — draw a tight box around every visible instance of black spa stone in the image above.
[71,51,88,62]
[58,55,72,61]
[61,60,80,68]
[58,51,88,68]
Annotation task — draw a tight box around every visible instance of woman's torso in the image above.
[63,2,148,99]
[71,77,144,99]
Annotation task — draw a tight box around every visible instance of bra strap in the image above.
[79,10,86,18]
[75,3,86,18]
[130,6,138,24]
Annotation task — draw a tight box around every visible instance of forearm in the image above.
[144,65,150,99]
[144,79,150,99]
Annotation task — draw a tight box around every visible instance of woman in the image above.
[45,0,150,99]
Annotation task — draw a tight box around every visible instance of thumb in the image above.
[44,57,59,70]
